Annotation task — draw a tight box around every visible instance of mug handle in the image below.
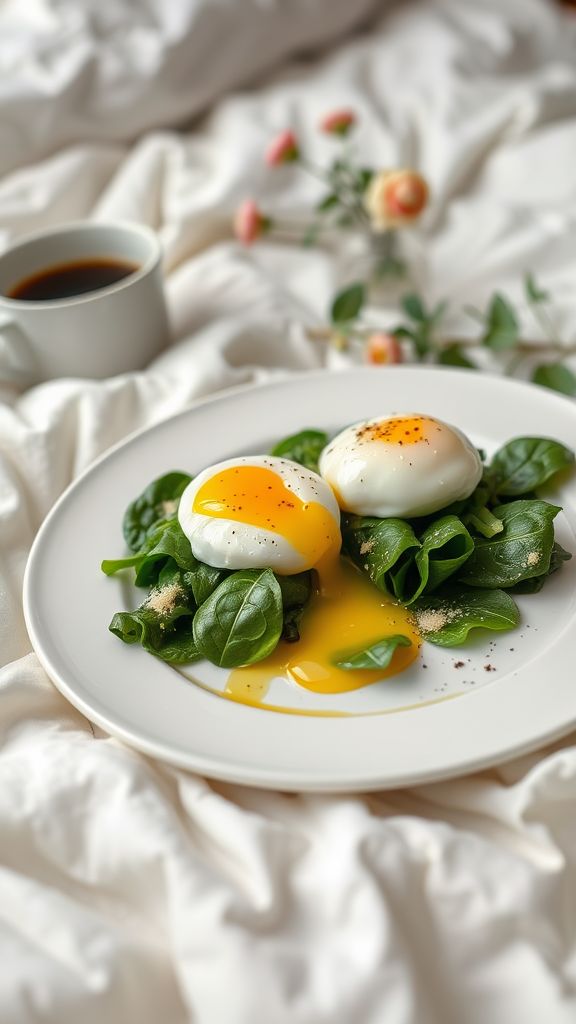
[0,314,37,386]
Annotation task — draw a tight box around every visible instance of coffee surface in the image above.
[8,258,139,301]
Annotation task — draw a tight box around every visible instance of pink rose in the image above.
[320,109,356,136]
[234,199,269,245]
[365,170,429,230]
[365,332,403,365]
[266,130,299,166]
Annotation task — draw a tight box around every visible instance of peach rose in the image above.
[365,332,403,365]
[365,170,429,230]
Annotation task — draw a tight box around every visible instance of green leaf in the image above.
[330,283,365,324]
[184,562,229,607]
[430,300,448,325]
[108,570,200,664]
[510,541,572,593]
[482,294,519,350]
[414,587,520,646]
[334,634,412,670]
[357,168,374,192]
[416,516,476,594]
[487,436,575,497]
[532,363,576,397]
[122,472,192,553]
[462,505,504,539]
[392,326,418,342]
[388,515,474,604]
[457,499,561,588]
[524,272,549,305]
[302,223,321,247]
[317,193,339,212]
[437,344,476,369]
[192,568,283,668]
[133,522,197,587]
[102,520,198,587]
[271,429,328,473]
[401,293,426,322]
[341,515,420,595]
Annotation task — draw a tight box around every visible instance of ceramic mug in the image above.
[0,222,170,385]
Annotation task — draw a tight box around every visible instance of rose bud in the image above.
[320,109,356,136]
[234,199,270,245]
[265,130,299,167]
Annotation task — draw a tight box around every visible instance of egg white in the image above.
[319,414,483,518]
[178,455,341,572]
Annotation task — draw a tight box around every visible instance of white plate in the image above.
[23,368,576,791]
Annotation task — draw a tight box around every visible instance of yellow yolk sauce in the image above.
[193,463,421,706]
[227,560,420,703]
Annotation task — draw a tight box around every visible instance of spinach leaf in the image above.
[392,516,475,604]
[277,571,312,643]
[184,562,230,606]
[509,541,572,594]
[458,500,561,588]
[277,572,312,610]
[487,438,574,498]
[133,521,198,586]
[342,515,420,595]
[102,520,198,587]
[122,472,192,552]
[414,587,520,646]
[109,571,200,664]
[110,610,200,663]
[193,568,283,668]
[335,634,412,670]
[270,430,328,472]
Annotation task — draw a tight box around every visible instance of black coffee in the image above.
[8,257,139,302]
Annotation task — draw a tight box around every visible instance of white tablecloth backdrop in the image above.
[1,1,576,1020]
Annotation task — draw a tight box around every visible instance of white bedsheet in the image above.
[2,0,576,1020]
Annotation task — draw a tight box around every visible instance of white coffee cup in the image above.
[0,221,170,386]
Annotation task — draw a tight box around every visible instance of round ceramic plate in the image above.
[23,368,576,791]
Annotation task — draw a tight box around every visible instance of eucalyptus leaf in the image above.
[488,437,574,497]
[524,272,549,305]
[532,363,576,397]
[414,587,520,646]
[122,472,192,552]
[437,344,476,369]
[335,634,412,670]
[271,429,328,473]
[317,193,339,212]
[330,283,365,324]
[482,294,519,350]
[193,568,283,668]
[401,293,426,322]
[458,499,561,588]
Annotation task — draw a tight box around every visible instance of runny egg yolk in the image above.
[356,414,437,444]
[192,464,340,581]
[193,464,420,704]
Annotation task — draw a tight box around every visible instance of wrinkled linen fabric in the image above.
[2,0,576,1021]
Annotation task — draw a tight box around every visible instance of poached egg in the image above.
[319,414,483,518]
